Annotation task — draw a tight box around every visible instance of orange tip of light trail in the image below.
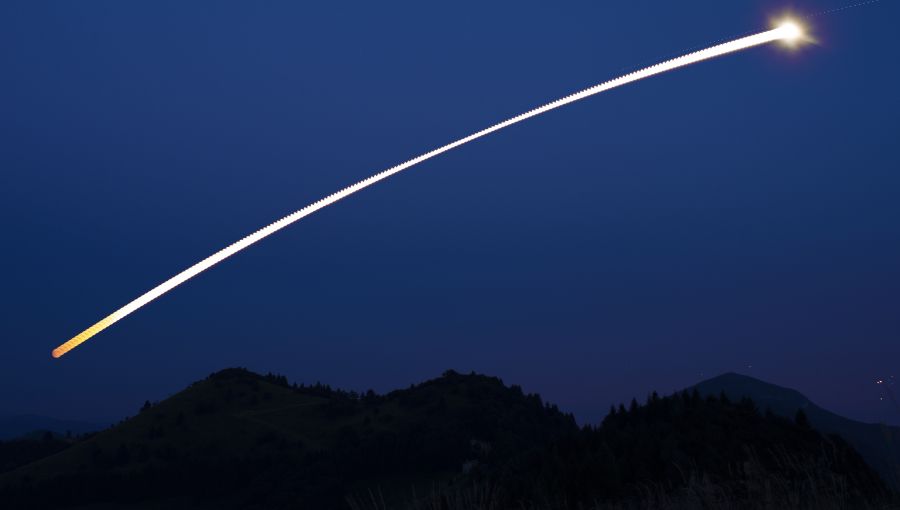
[51,21,811,359]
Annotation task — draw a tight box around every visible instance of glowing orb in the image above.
[778,21,803,41]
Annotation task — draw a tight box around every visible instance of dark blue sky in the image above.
[2,1,898,426]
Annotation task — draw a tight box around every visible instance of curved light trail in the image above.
[52,23,803,358]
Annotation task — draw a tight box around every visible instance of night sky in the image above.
[2,0,898,427]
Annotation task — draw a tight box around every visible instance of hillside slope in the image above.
[693,372,900,488]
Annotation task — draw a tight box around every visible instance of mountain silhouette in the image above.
[0,369,892,509]
[693,372,900,489]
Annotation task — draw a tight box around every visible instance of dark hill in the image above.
[0,369,893,509]
[693,372,900,488]
[0,369,574,509]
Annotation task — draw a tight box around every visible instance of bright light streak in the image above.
[53,26,798,358]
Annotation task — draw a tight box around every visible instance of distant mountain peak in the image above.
[697,372,810,404]
[701,371,791,387]
[691,372,900,488]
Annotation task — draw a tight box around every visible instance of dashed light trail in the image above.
[52,23,803,358]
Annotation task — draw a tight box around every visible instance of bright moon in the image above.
[779,21,803,40]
